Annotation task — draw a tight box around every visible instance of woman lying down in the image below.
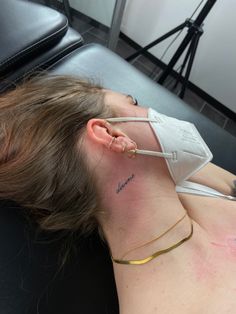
[0,75,235,314]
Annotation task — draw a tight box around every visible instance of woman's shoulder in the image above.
[189,162,236,196]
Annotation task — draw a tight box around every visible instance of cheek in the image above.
[136,106,148,117]
[123,123,154,149]
[125,105,148,119]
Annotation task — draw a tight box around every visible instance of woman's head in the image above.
[0,75,113,239]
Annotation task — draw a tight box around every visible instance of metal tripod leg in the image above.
[157,25,200,86]
[173,33,198,90]
[179,32,201,98]
[126,21,187,62]
[63,0,73,26]
[174,45,193,89]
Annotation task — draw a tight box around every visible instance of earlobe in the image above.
[108,136,137,155]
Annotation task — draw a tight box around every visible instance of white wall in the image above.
[69,0,116,27]
[121,0,236,113]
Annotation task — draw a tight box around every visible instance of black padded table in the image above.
[0,0,83,93]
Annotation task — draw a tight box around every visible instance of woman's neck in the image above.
[97,160,212,314]
[99,169,207,263]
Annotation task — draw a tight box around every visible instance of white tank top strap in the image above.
[176,181,236,201]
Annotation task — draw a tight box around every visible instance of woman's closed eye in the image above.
[126,94,139,106]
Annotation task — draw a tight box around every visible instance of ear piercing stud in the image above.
[122,143,127,152]
[108,137,116,149]
[108,137,137,158]
[127,141,137,158]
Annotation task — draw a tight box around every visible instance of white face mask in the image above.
[106,108,213,184]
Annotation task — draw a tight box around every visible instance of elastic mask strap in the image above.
[106,117,156,123]
[129,149,176,160]
[106,117,176,160]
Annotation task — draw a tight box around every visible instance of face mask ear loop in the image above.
[106,117,176,159]
[128,149,175,159]
[106,117,156,123]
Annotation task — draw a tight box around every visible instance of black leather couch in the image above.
[0,1,235,314]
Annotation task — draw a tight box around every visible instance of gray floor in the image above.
[33,0,236,138]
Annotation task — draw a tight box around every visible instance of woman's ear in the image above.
[86,119,137,154]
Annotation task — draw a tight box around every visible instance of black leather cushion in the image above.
[0,27,83,93]
[0,0,68,75]
[50,43,236,175]
[0,199,118,314]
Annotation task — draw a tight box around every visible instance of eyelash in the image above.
[127,94,139,106]
[133,98,138,106]
[129,95,138,106]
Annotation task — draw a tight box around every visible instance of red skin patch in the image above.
[190,237,236,284]
[211,236,236,258]
[191,248,217,283]
[226,238,236,253]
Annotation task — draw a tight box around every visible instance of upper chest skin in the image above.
[116,191,236,314]
[115,161,236,313]
[179,162,236,265]
[156,193,236,314]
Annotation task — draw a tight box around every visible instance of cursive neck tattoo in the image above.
[116,174,135,194]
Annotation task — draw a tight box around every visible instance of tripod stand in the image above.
[126,0,217,99]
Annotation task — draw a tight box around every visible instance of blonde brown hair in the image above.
[0,75,111,266]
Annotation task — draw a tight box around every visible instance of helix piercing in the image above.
[108,137,116,149]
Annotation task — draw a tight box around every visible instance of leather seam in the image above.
[0,20,68,70]
[0,38,83,92]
